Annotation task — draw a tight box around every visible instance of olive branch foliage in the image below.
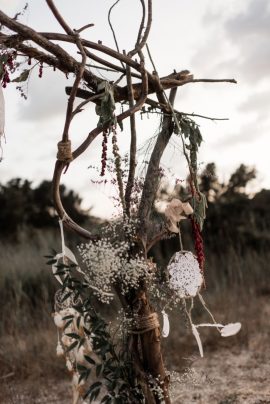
[46,255,144,403]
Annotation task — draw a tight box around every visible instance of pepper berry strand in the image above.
[100,130,108,176]
[1,52,14,88]
[191,216,205,272]
[38,62,43,78]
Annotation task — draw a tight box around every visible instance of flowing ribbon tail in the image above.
[161,310,170,338]
[59,219,66,256]
[195,323,224,328]
[64,246,78,266]
[191,324,204,358]
[52,253,64,285]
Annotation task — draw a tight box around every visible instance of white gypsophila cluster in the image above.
[79,238,122,303]
[168,251,203,298]
[78,233,152,303]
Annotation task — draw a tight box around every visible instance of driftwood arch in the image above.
[0,2,236,403]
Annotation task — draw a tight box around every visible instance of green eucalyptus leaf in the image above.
[66,340,79,352]
[84,355,96,365]
[46,258,57,265]
[96,363,103,377]
[12,69,30,83]
[62,315,74,321]
[65,332,80,340]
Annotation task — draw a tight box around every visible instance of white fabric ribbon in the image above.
[191,322,242,358]
[191,324,204,357]
[161,310,170,338]
[186,294,241,358]
[52,218,78,284]
[52,245,78,285]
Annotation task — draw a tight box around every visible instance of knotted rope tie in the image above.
[57,140,73,162]
[129,312,160,334]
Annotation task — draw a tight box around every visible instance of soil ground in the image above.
[1,296,269,404]
[1,346,269,404]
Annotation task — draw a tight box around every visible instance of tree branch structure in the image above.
[0,3,237,403]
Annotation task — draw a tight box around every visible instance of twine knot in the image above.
[57,140,73,162]
[129,312,160,334]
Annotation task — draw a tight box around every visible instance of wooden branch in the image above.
[138,87,177,247]
[0,10,75,66]
[39,31,143,72]
[140,97,230,121]
[66,70,192,104]
[71,94,101,118]
[129,0,152,57]
[125,65,137,216]
[75,23,94,34]
[1,30,144,85]
[46,0,74,35]
[108,0,123,60]
[0,38,66,72]
[178,112,229,121]
[62,39,86,141]
[52,160,98,239]
[166,77,237,86]
[66,70,236,108]
[83,48,141,79]
[52,54,148,237]
[136,0,152,52]
[45,1,90,142]
[0,22,101,90]
[146,230,168,252]
[134,0,146,52]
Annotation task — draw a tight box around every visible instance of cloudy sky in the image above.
[0,0,269,218]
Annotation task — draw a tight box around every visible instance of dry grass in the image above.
[0,231,63,378]
[0,232,270,402]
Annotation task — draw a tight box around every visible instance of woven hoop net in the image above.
[168,251,203,298]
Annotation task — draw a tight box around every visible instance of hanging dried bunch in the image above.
[112,127,125,210]
[191,216,205,271]
[100,129,109,176]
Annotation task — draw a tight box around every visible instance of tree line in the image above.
[0,163,269,253]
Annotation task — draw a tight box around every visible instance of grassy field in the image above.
[0,232,269,403]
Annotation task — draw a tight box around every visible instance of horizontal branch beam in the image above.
[66,72,236,107]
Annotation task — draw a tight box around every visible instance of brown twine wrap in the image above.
[129,312,160,334]
[57,140,73,162]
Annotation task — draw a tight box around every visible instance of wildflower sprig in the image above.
[79,219,154,303]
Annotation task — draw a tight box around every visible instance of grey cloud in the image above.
[224,0,270,41]
[17,69,69,122]
[238,90,270,119]
[214,119,266,148]
[196,0,270,83]
[220,0,270,82]
[217,40,270,83]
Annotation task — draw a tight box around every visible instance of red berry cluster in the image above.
[7,54,14,70]
[100,130,108,176]
[191,216,205,272]
[38,62,43,78]
[2,70,10,88]
[1,53,14,88]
